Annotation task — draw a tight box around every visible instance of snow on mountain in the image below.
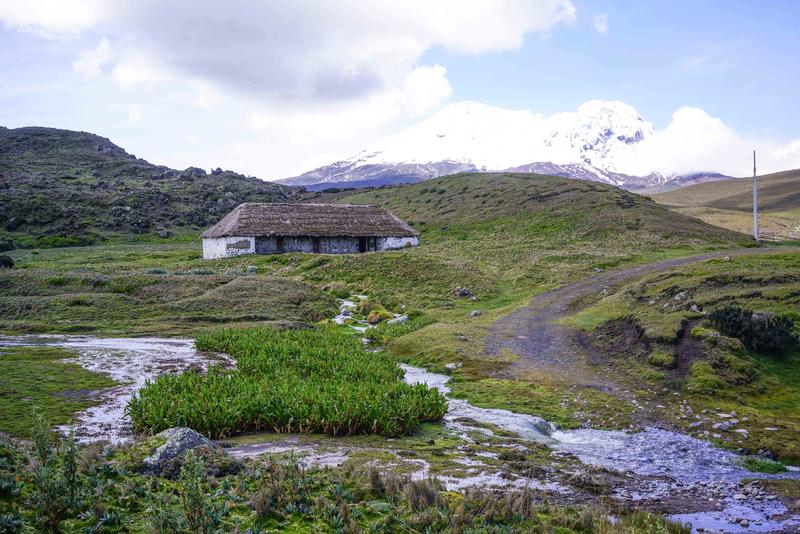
[279,100,687,189]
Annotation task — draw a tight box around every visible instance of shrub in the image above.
[65,295,92,307]
[182,268,214,276]
[178,451,224,534]
[0,255,13,269]
[710,305,796,354]
[144,268,168,275]
[128,326,447,438]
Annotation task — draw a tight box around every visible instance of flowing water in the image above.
[403,363,800,533]
[3,333,799,532]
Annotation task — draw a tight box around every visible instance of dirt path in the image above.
[485,246,790,388]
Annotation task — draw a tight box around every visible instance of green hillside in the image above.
[0,126,293,249]
[653,169,800,211]
[3,172,750,335]
[652,169,800,239]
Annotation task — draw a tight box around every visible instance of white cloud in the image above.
[127,104,141,123]
[72,37,111,78]
[615,106,800,177]
[0,0,107,35]
[593,14,608,35]
[0,0,575,100]
[111,54,167,87]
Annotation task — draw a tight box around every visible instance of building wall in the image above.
[202,236,256,259]
[255,237,278,254]
[378,236,419,250]
[320,237,360,254]
[203,235,418,259]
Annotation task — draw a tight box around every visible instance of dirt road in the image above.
[485,246,790,387]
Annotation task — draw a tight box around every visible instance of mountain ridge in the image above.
[279,100,724,190]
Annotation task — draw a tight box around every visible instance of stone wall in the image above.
[202,236,255,259]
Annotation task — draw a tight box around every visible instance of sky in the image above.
[1,0,799,179]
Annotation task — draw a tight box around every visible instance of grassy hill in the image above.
[652,169,800,239]
[3,172,750,335]
[0,126,294,249]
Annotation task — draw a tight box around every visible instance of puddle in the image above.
[0,335,230,443]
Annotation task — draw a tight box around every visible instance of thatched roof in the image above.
[202,203,419,238]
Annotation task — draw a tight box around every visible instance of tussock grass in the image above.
[128,326,447,438]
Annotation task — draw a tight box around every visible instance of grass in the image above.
[561,251,800,462]
[0,264,337,336]
[740,457,788,474]
[128,326,447,438]
[0,345,117,436]
[3,173,748,337]
[0,428,692,533]
[652,168,800,239]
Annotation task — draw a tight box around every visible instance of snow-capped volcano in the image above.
[279,100,673,189]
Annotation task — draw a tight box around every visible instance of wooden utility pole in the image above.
[753,150,759,244]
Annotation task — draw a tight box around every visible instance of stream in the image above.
[2,329,799,533]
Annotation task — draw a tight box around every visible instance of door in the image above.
[358,237,367,253]
[312,237,321,253]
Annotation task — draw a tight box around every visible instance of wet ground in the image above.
[4,274,800,532]
[0,335,230,443]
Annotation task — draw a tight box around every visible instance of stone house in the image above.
[201,202,419,259]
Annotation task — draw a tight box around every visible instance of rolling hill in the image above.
[652,169,800,239]
[0,126,294,248]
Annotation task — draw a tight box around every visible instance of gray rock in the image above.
[469,310,482,317]
[733,428,749,438]
[246,266,258,275]
[712,422,731,432]
[387,315,409,325]
[142,427,216,475]
[454,287,473,297]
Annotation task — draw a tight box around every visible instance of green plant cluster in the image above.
[0,425,691,533]
[128,326,447,438]
[711,304,797,354]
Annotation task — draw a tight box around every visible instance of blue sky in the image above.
[1,1,798,178]
[430,0,800,136]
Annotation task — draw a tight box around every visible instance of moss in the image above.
[110,435,168,472]
[687,361,726,392]
[740,457,787,474]
[647,349,677,369]
[0,346,118,437]
[367,309,393,324]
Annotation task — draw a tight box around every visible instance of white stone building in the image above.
[202,203,419,259]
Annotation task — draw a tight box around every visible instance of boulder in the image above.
[142,427,216,476]
[469,310,482,317]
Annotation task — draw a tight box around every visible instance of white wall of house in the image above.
[203,235,418,259]
[378,236,419,250]
[202,236,255,259]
